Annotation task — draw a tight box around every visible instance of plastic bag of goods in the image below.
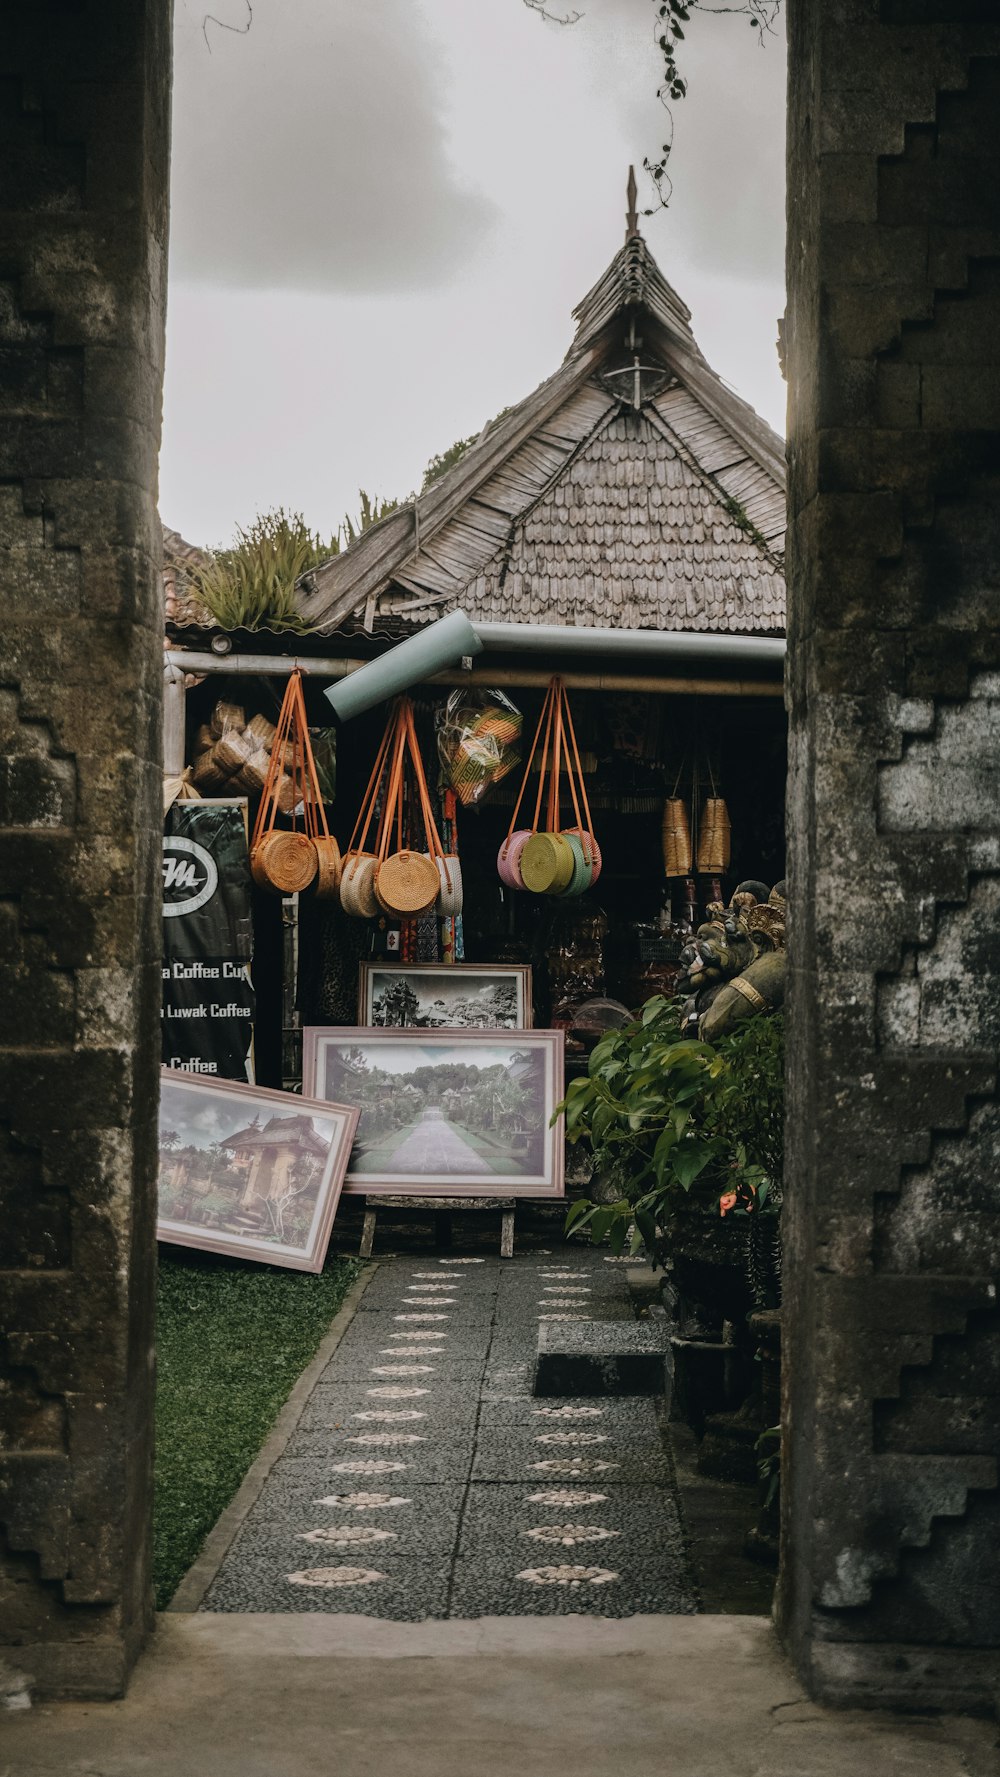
[436,690,522,807]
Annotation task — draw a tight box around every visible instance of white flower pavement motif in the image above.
[382,1346,445,1358]
[527,1490,608,1507]
[439,1257,484,1263]
[330,1458,408,1475]
[370,1365,436,1376]
[535,1432,610,1446]
[540,1297,592,1307]
[388,1330,447,1341]
[346,1432,426,1446]
[541,1288,591,1296]
[406,1283,460,1293]
[299,1526,397,1547]
[516,1565,618,1587]
[352,1410,426,1422]
[531,1458,619,1475]
[402,1297,456,1307]
[314,1493,411,1509]
[366,1386,429,1399]
[537,1313,587,1322]
[523,1526,620,1547]
[533,1406,605,1419]
[287,1566,385,1588]
[394,1314,450,1322]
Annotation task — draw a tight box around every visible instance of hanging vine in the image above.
[522,0,782,209]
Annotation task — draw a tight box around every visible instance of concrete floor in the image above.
[6,1613,997,1777]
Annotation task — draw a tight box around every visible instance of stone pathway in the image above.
[200,1252,697,1618]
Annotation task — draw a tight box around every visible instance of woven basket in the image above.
[214,734,250,778]
[520,831,575,896]
[240,750,271,794]
[696,798,732,874]
[210,699,245,740]
[193,722,214,758]
[310,835,343,900]
[246,712,277,750]
[250,829,318,894]
[340,851,379,919]
[375,850,440,918]
[662,798,693,877]
[191,750,228,792]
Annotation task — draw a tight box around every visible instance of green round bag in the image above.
[557,831,594,897]
[519,831,575,895]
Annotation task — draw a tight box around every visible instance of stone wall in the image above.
[0,0,170,1698]
[780,0,1000,1712]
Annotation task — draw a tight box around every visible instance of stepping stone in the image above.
[533,1321,672,1398]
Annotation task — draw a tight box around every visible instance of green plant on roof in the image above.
[194,498,399,633]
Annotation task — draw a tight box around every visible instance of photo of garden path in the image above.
[324,1042,548,1179]
[194,1252,697,1618]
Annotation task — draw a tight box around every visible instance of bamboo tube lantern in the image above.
[696,798,732,874]
[662,798,693,877]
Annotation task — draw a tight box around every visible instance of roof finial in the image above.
[625,165,639,243]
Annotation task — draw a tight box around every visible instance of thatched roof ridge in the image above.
[298,233,786,640]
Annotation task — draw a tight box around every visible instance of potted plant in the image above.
[560,996,783,1332]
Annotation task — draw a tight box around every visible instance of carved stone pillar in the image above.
[780,0,1000,1710]
[0,0,170,1697]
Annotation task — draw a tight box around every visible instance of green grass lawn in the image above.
[154,1249,360,1609]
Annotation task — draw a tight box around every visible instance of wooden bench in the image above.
[359,1195,516,1260]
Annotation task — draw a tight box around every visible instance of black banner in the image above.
[162,800,255,1080]
[163,801,253,962]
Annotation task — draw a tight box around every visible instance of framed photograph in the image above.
[358,962,532,1031]
[303,1028,565,1199]
[157,1070,359,1272]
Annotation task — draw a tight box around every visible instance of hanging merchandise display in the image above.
[249,670,342,898]
[340,699,460,924]
[436,689,523,807]
[498,678,600,897]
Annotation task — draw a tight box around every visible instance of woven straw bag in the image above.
[311,835,343,900]
[500,678,599,898]
[435,854,463,916]
[375,849,440,918]
[340,851,379,918]
[520,831,575,895]
[250,829,317,894]
[249,671,338,897]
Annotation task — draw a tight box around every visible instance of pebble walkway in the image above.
[201,1252,698,1618]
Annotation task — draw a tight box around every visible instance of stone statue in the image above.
[676,879,787,1040]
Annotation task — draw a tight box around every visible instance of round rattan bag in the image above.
[340,851,379,918]
[250,829,318,894]
[375,850,440,918]
[310,835,342,900]
[519,831,575,896]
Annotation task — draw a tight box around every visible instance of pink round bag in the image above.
[497,827,533,890]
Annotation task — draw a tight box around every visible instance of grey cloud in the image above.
[170,0,496,293]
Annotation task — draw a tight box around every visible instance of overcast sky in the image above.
[161,0,786,547]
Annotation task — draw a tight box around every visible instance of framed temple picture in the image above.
[302,1027,564,1199]
[357,962,532,1031]
[157,1070,359,1271]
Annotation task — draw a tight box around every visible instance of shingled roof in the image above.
[298,228,786,640]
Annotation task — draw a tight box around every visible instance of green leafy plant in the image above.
[194,496,400,633]
[559,995,784,1258]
